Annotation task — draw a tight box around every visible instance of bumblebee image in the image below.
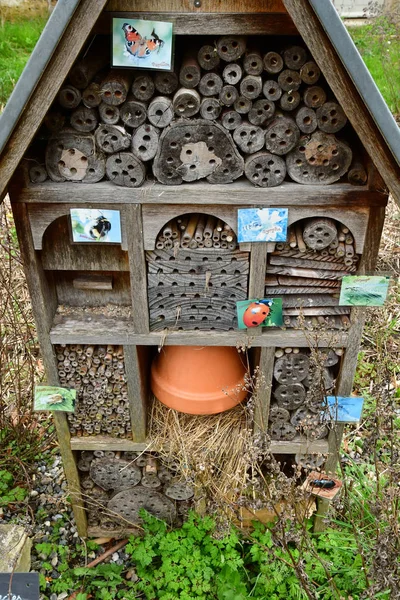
[89,215,112,240]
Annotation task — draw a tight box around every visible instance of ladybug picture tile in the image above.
[236,298,283,329]
[70,208,122,243]
[112,17,174,71]
[237,208,288,243]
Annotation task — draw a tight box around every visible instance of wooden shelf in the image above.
[269,438,329,454]
[16,180,386,207]
[50,313,349,347]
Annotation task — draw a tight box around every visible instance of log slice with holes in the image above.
[154,71,179,95]
[148,96,174,128]
[120,98,147,129]
[108,486,176,525]
[99,103,120,125]
[263,51,283,74]
[244,152,286,187]
[131,123,159,161]
[216,36,246,62]
[198,44,220,71]
[316,102,347,134]
[90,458,141,491]
[264,116,300,156]
[106,152,146,187]
[248,98,275,126]
[200,97,221,121]
[295,106,317,134]
[172,88,201,118]
[46,130,106,183]
[274,382,306,410]
[233,123,265,154]
[223,63,242,85]
[274,353,310,384]
[270,422,297,441]
[132,74,155,101]
[263,80,282,102]
[70,106,98,133]
[95,124,131,154]
[234,96,252,114]
[303,218,338,250]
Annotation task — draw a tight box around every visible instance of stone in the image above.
[0,525,32,572]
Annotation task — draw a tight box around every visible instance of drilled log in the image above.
[295,106,317,134]
[106,152,146,187]
[198,45,220,71]
[46,131,106,183]
[216,36,246,62]
[29,164,48,183]
[100,71,132,106]
[222,63,242,85]
[221,109,242,130]
[300,61,320,85]
[132,74,155,101]
[131,123,159,161]
[279,91,301,112]
[270,421,297,441]
[119,98,147,129]
[348,160,368,185]
[199,72,223,97]
[95,124,131,154]
[179,54,201,89]
[99,102,120,125]
[269,405,290,423]
[262,80,282,102]
[83,82,102,108]
[303,85,327,109]
[248,98,275,126]
[70,106,98,133]
[274,382,306,410]
[148,96,174,128]
[274,353,310,384]
[58,85,81,109]
[234,96,252,114]
[233,123,265,154]
[303,218,338,250]
[240,75,262,100]
[283,45,307,70]
[44,111,66,133]
[173,88,201,118]
[278,69,301,92]
[244,151,286,187]
[316,102,347,133]
[265,115,300,155]
[243,49,263,75]
[219,85,238,107]
[200,97,221,121]
[263,51,283,74]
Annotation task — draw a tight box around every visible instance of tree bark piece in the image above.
[131,123,159,161]
[101,71,132,106]
[197,45,220,71]
[216,36,246,62]
[300,61,321,85]
[248,98,275,126]
[148,96,174,128]
[221,109,242,130]
[244,151,286,187]
[240,75,262,100]
[302,218,338,250]
[179,54,201,89]
[154,71,179,95]
[58,85,81,109]
[348,160,368,186]
[219,85,238,107]
[264,115,300,155]
[295,106,317,134]
[172,88,201,118]
[263,51,283,74]
[262,80,282,101]
[243,49,263,75]
[119,98,147,129]
[69,37,109,89]
[283,45,308,70]
[286,131,353,185]
[106,152,145,187]
[95,124,131,154]
[233,123,265,154]
[46,130,105,183]
[199,72,223,97]
[83,82,102,108]
[234,96,252,114]
[279,90,301,111]
[222,63,242,85]
[70,106,98,133]
[316,102,347,134]
[278,69,301,92]
[200,97,221,120]
[303,85,327,109]
[132,74,155,101]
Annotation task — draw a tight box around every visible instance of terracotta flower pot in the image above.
[151,345,248,415]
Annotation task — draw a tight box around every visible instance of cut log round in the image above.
[278,69,301,92]
[199,72,223,97]
[132,74,155,101]
[269,404,290,422]
[95,124,131,154]
[152,119,244,185]
[99,102,120,125]
[243,50,263,75]
[179,54,201,89]
[274,353,310,384]
[200,97,222,121]
[291,407,318,430]
[286,131,353,185]
[44,111,66,133]
[173,88,201,118]
[221,109,242,130]
[219,85,238,106]
[279,91,301,112]
[141,474,162,489]
[283,45,308,70]
[248,98,275,126]
[303,85,327,109]
[264,115,300,156]
[165,482,194,500]
[295,106,317,134]
[108,486,176,525]
[300,61,321,85]
[270,421,297,441]
[106,152,146,187]
[198,44,220,71]
[29,164,48,183]
[240,75,262,100]
[234,96,252,114]
[233,122,265,154]
[70,106,98,133]
[100,71,132,106]
[154,71,179,95]
[148,96,174,128]
[131,123,160,161]
[348,160,368,185]
[263,51,283,74]
[274,382,306,410]
[244,151,286,187]
[262,80,282,102]
[58,85,81,109]
[222,63,242,85]
[46,130,106,183]
[303,218,338,250]
[90,458,141,490]
[316,102,347,133]
[216,35,246,62]
[82,82,102,108]
[119,98,147,129]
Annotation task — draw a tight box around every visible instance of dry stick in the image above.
[288,227,297,248]
[295,223,307,253]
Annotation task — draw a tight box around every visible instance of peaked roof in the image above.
[0,0,399,204]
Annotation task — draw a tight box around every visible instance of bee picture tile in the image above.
[34,386,76,412]
[112,17,174,71]
[237,208,288,243]
[70,209,122,243]
[236,298,283,329]
[339,275,390,306]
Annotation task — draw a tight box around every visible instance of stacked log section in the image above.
[265,219,360,329]
[56,344,131,438]
[244,152,286,187]
[70,106,98,133]
[132,74,155,101]
[131,124,159,161]
[45,131,106,183]
[101,71,132,106]
[95,125,131,154]
[119,98,147,129]
[105,152,146,187]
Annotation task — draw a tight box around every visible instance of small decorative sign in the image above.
[303,471,342,500]
[34,386,77,412]
[236,298,283,329]
[0,573,39,600]
[322,396,364,423]
[339,275,390,306]
[112,17,174,71]
[237,208,288,243]
[70,209,122,243]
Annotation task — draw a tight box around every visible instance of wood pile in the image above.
[55,344,131,437]
[78,451,193,529]
[30,36,367,188]
[269,347,341,441]
[265,218,359,329]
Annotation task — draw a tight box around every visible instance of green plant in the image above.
[0,469,27,505]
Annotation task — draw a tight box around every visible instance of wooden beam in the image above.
[105,0,286,12]
[126,204,149,334]
[124,346,149,442]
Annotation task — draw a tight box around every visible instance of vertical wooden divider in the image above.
[126,203,149,334]
[11,202,88,537]
[124,345,150,442]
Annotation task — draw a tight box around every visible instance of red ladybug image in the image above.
[243,300,273,327]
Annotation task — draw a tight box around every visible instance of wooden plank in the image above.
[125,205,149,333]
[0,0,109,200]
[73,275,113,290]
[269,438,329,454]
[282,0,400,208]
[124,346,149,442]
[248,243,268,337]
[254,347,275,432]
[70,437,149,451]
[105,0,286,12]
[14,180,387,208]
[56,272,130,307]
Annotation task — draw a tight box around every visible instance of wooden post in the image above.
[126,204,149,334]
[124,346,149,442]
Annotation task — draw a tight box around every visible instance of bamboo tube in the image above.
[288,227,297,248]
[195,215,206,242]
[182,215,199,242]
[204,216,215,239]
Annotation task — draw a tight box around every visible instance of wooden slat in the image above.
[0,0,109,200]
[70,436,150,451]
[124,345,149,442]
[254,347,275,432]
[269,438,329,454]
[105,0,286,12]
[126,204,149,334]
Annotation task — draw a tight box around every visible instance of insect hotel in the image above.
[1,0,400,537]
